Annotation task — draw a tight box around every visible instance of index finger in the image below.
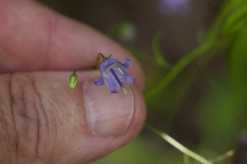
[0,0,144,90]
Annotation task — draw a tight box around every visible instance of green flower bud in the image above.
[68,71,79,89]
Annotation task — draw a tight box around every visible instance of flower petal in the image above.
[94,77,104,86]
[123,58,132,68]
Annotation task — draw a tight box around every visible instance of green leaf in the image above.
[222,3,247,34]
[152,33,170,68]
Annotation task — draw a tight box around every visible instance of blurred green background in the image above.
[41,0,247,163]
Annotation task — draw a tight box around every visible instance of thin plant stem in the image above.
[145,38,215,101]
[147,126,212,164]
[147,125,235,164]
[211,150,235,163]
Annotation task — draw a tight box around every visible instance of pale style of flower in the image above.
[95,54,134,93]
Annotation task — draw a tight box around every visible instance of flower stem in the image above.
[147,126,212,164]
[145,38,215,101]
[211,150,235,163]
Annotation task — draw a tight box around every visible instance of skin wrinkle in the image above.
[28,76,42,159]
[0,77,11,164]
[31,74,59,163]
[37,86,60,163]
[24,76,40,162]
[6,74,49,163]
[13,75,31,161]
[8,73,18,164]
[23,75,53,162]
[35,102,41,159]
[49,99,58,164]
[30,76,52,161]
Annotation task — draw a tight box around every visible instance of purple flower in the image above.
[159,0,189,14]
[95,55,134,93]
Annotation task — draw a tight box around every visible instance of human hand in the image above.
[0,0,146,163]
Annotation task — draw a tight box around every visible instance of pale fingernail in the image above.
[83,81,135,137]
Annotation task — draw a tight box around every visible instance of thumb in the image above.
[0,71,146,164]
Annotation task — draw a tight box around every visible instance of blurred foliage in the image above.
[100,0,247,163]
[152,34,170,69]
[111,21,137,43]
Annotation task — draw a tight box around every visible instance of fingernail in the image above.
[83,81,135,137]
